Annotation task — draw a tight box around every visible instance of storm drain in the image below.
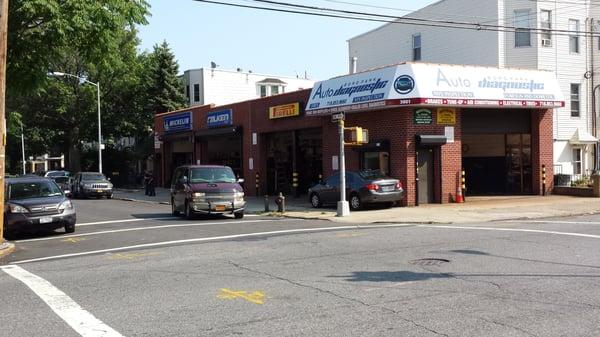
[408,258,450,266]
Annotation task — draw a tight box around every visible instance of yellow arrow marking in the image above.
[107,252,161,260]
[61,237,87,243]
[217,288,265,305]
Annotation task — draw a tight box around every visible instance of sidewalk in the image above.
[113,188,600,223]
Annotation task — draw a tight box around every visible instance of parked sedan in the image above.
[4,177,76,236]
[71,172,113,199]
[308,170,404,210]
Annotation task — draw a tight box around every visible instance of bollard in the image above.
[275,192,285,213]
[255,172,260,196]
[461,170,466,202]
[542,165,546,196]
[292,172,299,198]
[264,195,270,212]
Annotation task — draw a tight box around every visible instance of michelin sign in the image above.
[306,63,564,115]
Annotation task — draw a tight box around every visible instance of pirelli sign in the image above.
[269,103,300,119]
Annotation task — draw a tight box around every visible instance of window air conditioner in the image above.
[541,39,552,47]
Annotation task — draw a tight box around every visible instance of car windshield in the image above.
[8,181,63,200]
[82,173,106,181]
[358,170,390,180]
[53,177,70,184]
[190,167,236,183]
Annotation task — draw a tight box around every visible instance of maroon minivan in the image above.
[170,165,246,219]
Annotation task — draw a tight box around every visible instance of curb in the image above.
[0,242,15,260]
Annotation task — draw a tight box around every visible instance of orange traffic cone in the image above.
[455,186,464,203]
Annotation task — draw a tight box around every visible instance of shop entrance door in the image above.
[417,149,434,204]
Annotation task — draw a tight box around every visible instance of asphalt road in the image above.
[1,199,600,336]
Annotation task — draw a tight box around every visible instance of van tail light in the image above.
[396,182,402,190]
[366,184,379,191]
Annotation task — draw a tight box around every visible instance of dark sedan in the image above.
[4,177,76,236]
[308,170,404,210]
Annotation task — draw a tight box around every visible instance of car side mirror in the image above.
[237,178,245,184]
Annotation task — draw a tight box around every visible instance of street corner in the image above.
[0,241,16,260]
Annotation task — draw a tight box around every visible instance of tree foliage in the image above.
[145,41,187,115]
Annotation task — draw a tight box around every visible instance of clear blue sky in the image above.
[137,0,437,80]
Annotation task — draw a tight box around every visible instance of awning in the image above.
[417,135,447,147]
[569,129,598,144]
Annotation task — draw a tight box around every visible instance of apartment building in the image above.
[180,66,315,107]
[348,0,600,181]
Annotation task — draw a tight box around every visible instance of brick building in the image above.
[154,63,563,206]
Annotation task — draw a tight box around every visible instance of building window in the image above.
[186,85,190,99]
[572,148,582,175]
[569,19,580,53]
[412,34,421,61]
[571,83,580,117]
[540,10,552,47]
[259,85,267,97]
[514,10,531,47]
[271,85,279,95]
[193,84,200,102]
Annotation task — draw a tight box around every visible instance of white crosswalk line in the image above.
[1,265,124,337]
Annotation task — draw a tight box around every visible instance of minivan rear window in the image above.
[190,167,236,183]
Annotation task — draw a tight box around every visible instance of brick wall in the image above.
[531,108,554,195]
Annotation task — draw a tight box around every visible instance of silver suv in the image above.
[71,172,114,199]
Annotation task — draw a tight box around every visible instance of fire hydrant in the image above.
[275,192,285,213]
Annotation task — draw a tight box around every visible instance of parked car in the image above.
[51,176,72,197]
[44,170,70,178]
[308,170,404,210]
[71,172,113,199]
[4,176,76,236]
[170,165,246,219]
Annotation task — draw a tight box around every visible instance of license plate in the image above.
[40,217,53,224]
[381,185,394,192]
[215,205,226,211]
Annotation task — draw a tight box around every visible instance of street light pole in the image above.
[20,121,25,174]
[48,72,102,173]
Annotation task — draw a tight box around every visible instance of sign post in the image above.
[0,0,8,245]
[337,118,350,217]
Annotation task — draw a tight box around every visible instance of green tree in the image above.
[145,41,187,115]
[5,0,151,172]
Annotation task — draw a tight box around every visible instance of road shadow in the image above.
[329,271,451,283]
[131,213,177,219]
[4,228,66,241]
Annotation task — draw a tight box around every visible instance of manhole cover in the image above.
[409,258,450,266]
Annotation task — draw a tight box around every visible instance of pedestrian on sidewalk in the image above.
[147,171,156,197]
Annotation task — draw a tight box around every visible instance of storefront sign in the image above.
[164,111,192,134]
[444,126,455,143]
[437,108,456,125]
[207,109,232,128]
[306,63,564,115]
[269,103,300,119]
[414,109,433,125]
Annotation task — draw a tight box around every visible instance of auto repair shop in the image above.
[154,62,563,206]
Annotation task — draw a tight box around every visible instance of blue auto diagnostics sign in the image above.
[207,109,232,128]
[164,111,192,133]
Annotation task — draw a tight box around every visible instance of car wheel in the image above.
[234,211,244,219]
[349,193,362,211]
[171,198,180,216]
[184,200,194,220]
[64,224,75,233]
[310,193,322,208]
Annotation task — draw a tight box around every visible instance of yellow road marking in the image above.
[61,237,87,243]
[217,288,265,305]
[107,251,161,260]
[335,232,365,238]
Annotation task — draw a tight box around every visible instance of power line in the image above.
[233,0,600,36]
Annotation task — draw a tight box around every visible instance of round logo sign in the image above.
[394,75,415,94]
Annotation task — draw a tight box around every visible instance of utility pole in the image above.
[0,0,9,243]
